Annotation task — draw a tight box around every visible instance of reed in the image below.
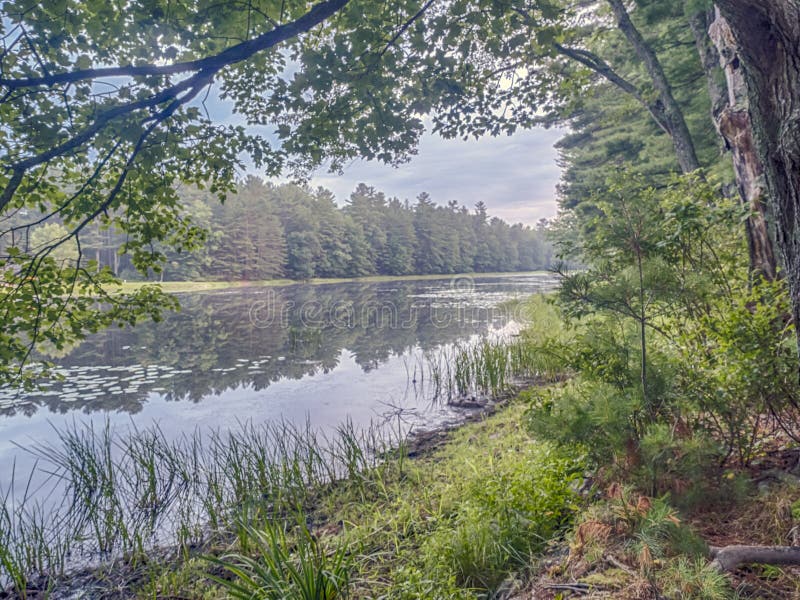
[208,513,351,600]
[0,415,405,595]
[416,332,569,405]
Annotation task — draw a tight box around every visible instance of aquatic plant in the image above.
[0,415,404,594]
[208,514,351,600]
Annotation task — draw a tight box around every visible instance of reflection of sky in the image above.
[0,274,560,416]
[0,274,560,490]
[198,88,564,226]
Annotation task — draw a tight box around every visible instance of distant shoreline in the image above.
[110,270,555,294]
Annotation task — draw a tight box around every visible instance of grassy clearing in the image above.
[108,271,553,295]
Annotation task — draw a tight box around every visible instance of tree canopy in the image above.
[3,0,800,384]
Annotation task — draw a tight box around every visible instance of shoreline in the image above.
[1,297,567,598]
[108,270,555,295]
[30,389,535,599]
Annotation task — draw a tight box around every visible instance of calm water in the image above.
[0,273,558,485]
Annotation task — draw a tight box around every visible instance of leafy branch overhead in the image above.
[2,0,800,383]
[0,0,583,383]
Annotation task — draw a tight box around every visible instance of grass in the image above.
[0,401,585,598]
[207,516,351,600]
[0,415,407,594]
[411,295,572,403]
[108,271,553,295]
[162,402,582,600]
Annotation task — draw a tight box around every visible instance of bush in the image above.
[657,557,732,600]
[675,280,800,466]
[526,378,641,469]
[637,423,730,507]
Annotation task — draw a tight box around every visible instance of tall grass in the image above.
[412,295,572,404]
[208,515,351,600]
[416,335,568,404]
[0,415,405,595]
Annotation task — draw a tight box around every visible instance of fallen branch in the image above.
[544,583,590,595]
[709,545,800,572]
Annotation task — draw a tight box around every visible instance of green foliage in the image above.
[637,423,727,507]
[420,443,581,592]
[525,173,800,566]
[207,516,351,600]
[383,565,473,600]
[674,280,800,465]
[657,557,732,600]
[631,496,707,563]
[554,0,731,212]
[42,178,551,284]
[527,378,640,467]
[28,223,79,266]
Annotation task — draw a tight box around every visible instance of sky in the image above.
[203,94,565,227]
[310,126,565,226]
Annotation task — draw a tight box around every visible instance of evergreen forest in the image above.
[2,180,551,282]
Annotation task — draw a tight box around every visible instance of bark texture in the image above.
[714,0,800,343]
[606,0,701,174]
[710,545,800,572]
[688,8,728,128]
[707,9,778,281]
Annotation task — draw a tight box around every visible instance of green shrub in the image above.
[674,280,799,466]
[636,423,734,509]
[526,378,640,468]
[631,497,707,563]
[386,565,474,600]
[657,557,732,600]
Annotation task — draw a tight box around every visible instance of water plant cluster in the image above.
[0,415,407,596]
[0,399,585,599]
[407,297,569,403]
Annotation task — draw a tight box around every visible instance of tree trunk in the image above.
[714,0,800,347]
[687,8,728,144]
[702,8,779,281]
[606,0,701,174]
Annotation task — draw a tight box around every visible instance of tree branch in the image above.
[0,0,349,90]
[0,0,351,213]
[553,42,671,136]
[710,545,800,572]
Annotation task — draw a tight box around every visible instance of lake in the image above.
[0,273,559,487]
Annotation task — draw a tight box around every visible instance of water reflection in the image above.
[0,274,559,418]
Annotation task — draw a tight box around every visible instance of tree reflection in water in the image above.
[0,275,559,417]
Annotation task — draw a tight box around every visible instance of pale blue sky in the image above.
[202,91,564,226]
[311,126,565,226]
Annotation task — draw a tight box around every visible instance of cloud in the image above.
[311,127,565,225]
[197,90,564,226]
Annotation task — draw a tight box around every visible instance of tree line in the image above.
[64,178,551,281]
